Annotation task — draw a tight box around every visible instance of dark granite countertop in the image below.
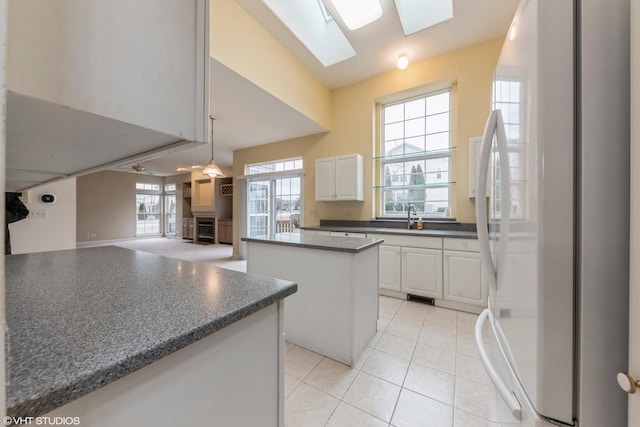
[242,233,384,253]
[6,246,297,417]
[301,225,478,239]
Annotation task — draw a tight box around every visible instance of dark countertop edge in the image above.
[301,226,478,239]
[7,284,297,418]
[241,236,384,253]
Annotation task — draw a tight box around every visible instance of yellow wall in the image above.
[233,37,504,253]
[211,0,331,130]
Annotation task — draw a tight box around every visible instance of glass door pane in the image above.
[275,177,301,234]
[136,194,161,236]
[165,194,176,235]
[248,180,271,237]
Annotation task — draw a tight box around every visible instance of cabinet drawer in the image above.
[443,238,479,252]
[368,234,441,249]
[302,230,331,236]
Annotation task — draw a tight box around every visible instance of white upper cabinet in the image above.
[6,0,209,190]
[315,157,336,201]
[315,154,364,201]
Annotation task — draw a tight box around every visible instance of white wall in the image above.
[11,178,77,254]
[7,0,207,142]
[76,171,167,243]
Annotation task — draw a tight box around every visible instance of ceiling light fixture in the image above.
[201,115,225,178]
[397,54,409,70]
[325,0,383,31]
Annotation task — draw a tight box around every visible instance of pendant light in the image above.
[201,115,225,178]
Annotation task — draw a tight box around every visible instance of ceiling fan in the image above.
[132,163,154,174]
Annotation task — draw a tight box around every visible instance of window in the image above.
[136,182,162,236]
[136,183,160,191]
[245,158,303,175]
[245,158,303,238]
[379,90,452,217]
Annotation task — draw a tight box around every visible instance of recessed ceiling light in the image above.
[397,55,409,70]
[325,0,383,31]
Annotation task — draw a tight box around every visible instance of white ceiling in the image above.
[111,0,520,177]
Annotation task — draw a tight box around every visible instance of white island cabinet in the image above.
[244,233,383,366]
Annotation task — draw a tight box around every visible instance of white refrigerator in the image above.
[474,0,630,426]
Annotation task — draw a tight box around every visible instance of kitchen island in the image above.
[243,233,383,366]
[6,246,296,426]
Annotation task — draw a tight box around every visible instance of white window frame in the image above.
[379,89,453,218]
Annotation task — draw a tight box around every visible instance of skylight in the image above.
[317,0,333,23]
[325,0,383,31]
[263,0,356,67]
[394,0,453,36]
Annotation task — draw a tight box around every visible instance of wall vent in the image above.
[406,294,435,305]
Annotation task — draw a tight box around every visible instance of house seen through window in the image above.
[380,89,452,217]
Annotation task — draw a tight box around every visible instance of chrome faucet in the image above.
[407,204,416,229]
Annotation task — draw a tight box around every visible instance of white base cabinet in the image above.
[305,231,487,312]
[402,247,443,299]
[371,234,444,299]
[372,234,486,313]
[443,250,485,305]
[379,245,402,292]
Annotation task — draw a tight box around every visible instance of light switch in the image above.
[29,210,48,219]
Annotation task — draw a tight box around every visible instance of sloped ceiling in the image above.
[131,0,519,176]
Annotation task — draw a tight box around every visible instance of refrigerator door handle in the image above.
[476,110,499,291]
[476,109,511,293]
[475,309,523,420]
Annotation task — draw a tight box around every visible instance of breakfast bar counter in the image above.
[6,246,297,426]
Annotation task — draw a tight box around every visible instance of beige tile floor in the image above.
[284,297,517,427]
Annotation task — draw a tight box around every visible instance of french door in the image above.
[247,176,301,238]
